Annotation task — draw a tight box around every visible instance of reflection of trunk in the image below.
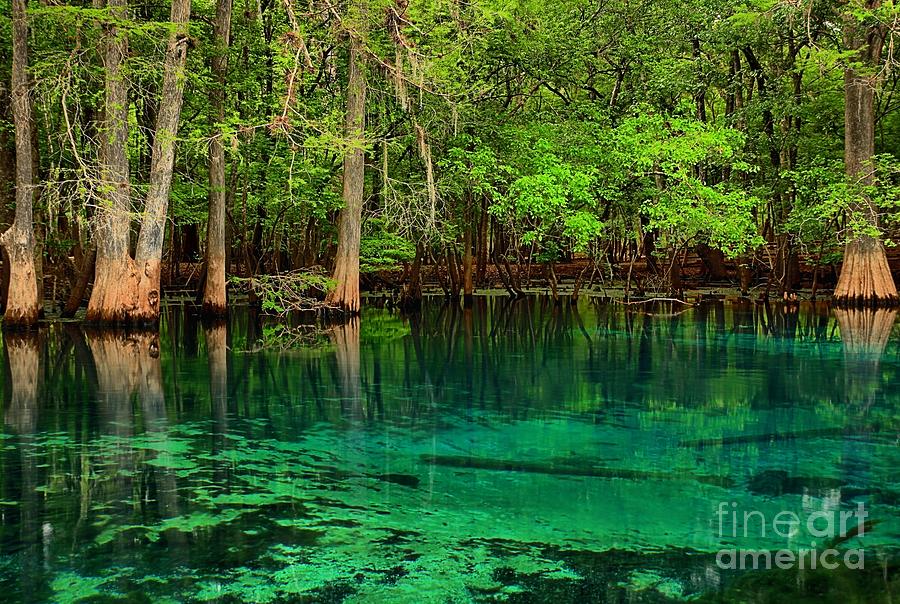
[202,0,233,318]
[834,7,898,306]
[86,331,160,437]
[835,308,897,409]
[131,332,182,526]
[3,333,41,433]
[205,322,229,485]
[326,35,366,314]
[330,318,361,415]
[205,321,228,438]
[84,330,185,537]
[835,307,896,356]
[1,0,40,327]
[2,333,42,593]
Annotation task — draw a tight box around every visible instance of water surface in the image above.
[0,298,898,602]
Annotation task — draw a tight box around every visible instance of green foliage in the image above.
[786,155,900,248]
[10,0,900,301]
[493,138,603,254]
[359,219,416,273]
[612,110,763,257]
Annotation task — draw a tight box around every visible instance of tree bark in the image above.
[62,246,96,317]
[87,0,193,324]
[87,0,139,324]
[132,0,192,322]
[326,35,366,314]
[1,0,41,328]
[202,0,233,317]
[834,6,898,306]
[463,224,474,302]
[398,242,422,312]
[696,242,728,281]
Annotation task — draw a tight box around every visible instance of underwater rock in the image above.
[370,473,421,488]
[422,454,733,487]
[747,469,845,497]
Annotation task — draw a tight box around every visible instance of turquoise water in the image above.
[0,298,898,602]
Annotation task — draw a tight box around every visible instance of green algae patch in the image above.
[51,571,123,603]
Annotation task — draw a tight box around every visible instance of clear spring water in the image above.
[0,298,897,602]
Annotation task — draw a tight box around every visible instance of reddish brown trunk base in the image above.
[2,247,40,329]
[86,257,162,325]
[833,237,899,307]
[326,257,360,315]
[202,254,227,317]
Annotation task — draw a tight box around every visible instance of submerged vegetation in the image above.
[5,1,900,322]
[0,300,897,602]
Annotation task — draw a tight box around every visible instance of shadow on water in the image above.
[0,298,896,602]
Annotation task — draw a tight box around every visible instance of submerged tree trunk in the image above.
[1,0,40,328]
[834,6,898,307]
[326,35,367,314]
[202,0,232,317]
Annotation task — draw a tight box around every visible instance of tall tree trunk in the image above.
[202,0,232,317]
[132,0,192,322]
[87,0,193,324]
[1,0,40,328]
[87,0,139,324]
[0,84,15,220]
[463,223,474,303]
[475,195,488,283]
[326,35,366,314]
[834,6,898,306]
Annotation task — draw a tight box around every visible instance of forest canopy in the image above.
[3,0,900,324]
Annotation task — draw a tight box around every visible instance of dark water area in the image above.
[0,297,898,602]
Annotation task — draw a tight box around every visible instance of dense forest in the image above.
[3,0,900,326]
